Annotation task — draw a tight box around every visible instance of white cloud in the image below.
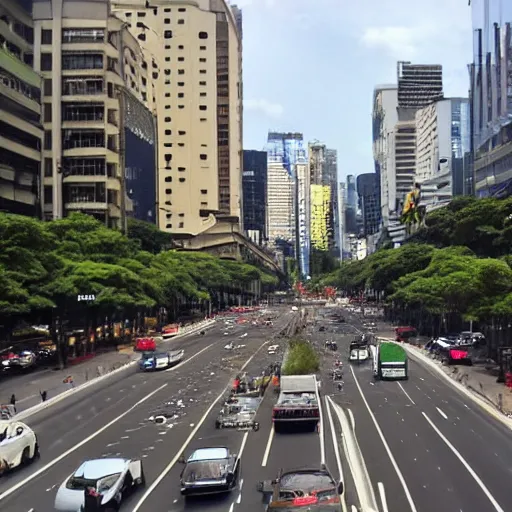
[244,98,284,118]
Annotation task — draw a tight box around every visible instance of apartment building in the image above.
[112,0,243,236]
[0,0,43,217]
[32,0,154,229]
[397,61,443,109]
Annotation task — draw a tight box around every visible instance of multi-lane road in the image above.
[1,306,512,512]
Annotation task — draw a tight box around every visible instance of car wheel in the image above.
[21,447,30,465]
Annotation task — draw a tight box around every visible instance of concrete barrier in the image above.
[17,319,215,421]
[379,337,512,431]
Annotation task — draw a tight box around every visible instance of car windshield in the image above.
[66,472,121,491]
[182,460,228,482]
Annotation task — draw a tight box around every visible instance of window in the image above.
[178,82,184,86]
[62,103,104,122]
[165,93,170,97]
[200,154,207,160]
[165,57,171,62]
[165,176,172,182]
[62,77,104,95]
[164,142,172,148]
[178,57,184,62]
[165,129,171,135]
[200,46,206,50]
[62,157,107,176]
[178,143,185,147]
[178,130,186,135]
[200,92,206,97]
[165,153,172,161]
[178,93,184,98]
[165,45,171,50]
[201,189,207,194]
[44,158,52,177]
[166,224,172,228]
[199,32,207,39]
[44,130,52,150]
[199,69,206,74]
[43,79,52,96]
[165,189,172,194]
[43,103,52,122]
[137,11,146,17]
[164,30,172,39]
[179,178,185,183]
[41,53,52,71]
[164,8,171,12]
[178,19,184,24]
[178,7,186,11]
[165,69,171,75]
[165,105,170,109]
[199,81,206,86]
[138,33,146,41]
[178,45,184,50]
[44,186,53,204]
[178,69,184,75]
[62,53,103,70]
[41,29,52,45]
[164,117,171,122]
[62,28,104,43]
[63,129,105,150]
[199,105,207,110]
[164,18,170,24]
[178,167,186,172]
[24,53,33,67]
[200,118,206,122]
[199,58,206,62]
[178,105,184,109]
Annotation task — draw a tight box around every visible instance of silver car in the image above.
[54,458,145,511]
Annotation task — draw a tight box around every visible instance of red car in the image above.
[135,337,156,352]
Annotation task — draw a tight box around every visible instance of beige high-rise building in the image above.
[32,0,153,229]
[112,0,243,236]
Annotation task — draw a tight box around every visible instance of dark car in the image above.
[257,466,343,511]
[179,447,240,496]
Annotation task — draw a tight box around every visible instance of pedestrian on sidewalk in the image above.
[9,394,16,413]
[40,390,47,402]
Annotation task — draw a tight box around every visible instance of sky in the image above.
[234,0,473,180]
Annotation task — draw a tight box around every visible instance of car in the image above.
[54,458,145,511]
[179,447,240,496]
[291,306,299,312]
[268,345,279,355]
[257,466,344,510]
[138,349,184,371]
[134,337,156,352]
[0,419,39,476]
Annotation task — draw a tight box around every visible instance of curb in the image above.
[17,319,215,421]
[379,337,512,431]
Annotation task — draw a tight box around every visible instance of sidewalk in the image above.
[0,318,213,413]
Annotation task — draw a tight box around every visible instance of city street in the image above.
[0,310,293,511]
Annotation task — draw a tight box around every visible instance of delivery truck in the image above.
[373,341,408,380]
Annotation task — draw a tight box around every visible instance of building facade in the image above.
[469,0,512,198]
[356,173,379,237]
[265,131,305,254]
[397,61,443,109]
[242,149,266,246]
[32,0,154,230]
[296,160,310,278]
[0,0,43,217]
[345,174,357,235]
[113,0,243,235]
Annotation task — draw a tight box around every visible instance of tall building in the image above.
[325,149,340,257]
[345,174,357,235]
[113,0,243,235]
[0,0,43,217]
[356,173,379,237]
[32,0,155,230]
[397,61,443,109]
[265,131,305,255]
[296,159,310,278]
[242,150,266,246]
[415,97,470,207]
[469,1,512,198]
[372,85,398,228]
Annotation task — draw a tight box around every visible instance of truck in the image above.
[372,341,408,380]
[272,375,320,433]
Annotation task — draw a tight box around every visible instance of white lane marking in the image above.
[378,482,389,512]
[261,425,274,466]
[315,375,326,465]
[238,432,249,458]
[325,397,347,512]
[348,409,356,431]
[397,382,416,405]
[133,338,275,511]
[350,366,417,512]
[0,383,168,502]
[422,412,504,511]
[228,503,235,512]
[436,407,448,420]
[164,342,215,371]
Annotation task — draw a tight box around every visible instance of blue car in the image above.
[138,350,184,371]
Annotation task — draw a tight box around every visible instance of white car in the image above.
[268,345,279,355]
[0,419,39,476]
[54,458,145,511]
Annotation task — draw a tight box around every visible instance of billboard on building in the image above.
[310,185,331,251]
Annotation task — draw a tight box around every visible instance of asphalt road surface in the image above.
[324,308,512,512]
[0,309,293,512]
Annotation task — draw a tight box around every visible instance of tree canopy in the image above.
[319,197,512,321]
[0,213,278,319]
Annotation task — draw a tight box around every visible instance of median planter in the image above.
[282,338,320,376]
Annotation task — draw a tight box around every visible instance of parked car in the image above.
[0,419,39,476]
[179,447,240,496]
[134,337,156,352]
[54,458,145,511]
